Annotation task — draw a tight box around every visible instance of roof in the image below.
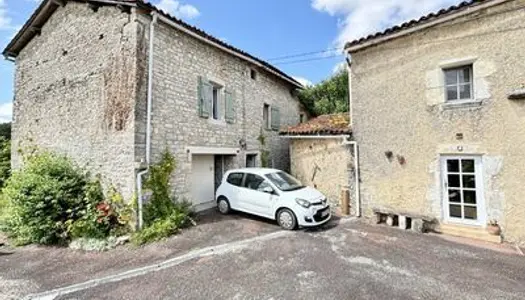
[2,0,302,89]
[345,0,504,52]
[279,113,351,137]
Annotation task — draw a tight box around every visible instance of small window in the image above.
[226,173,244,186]
[212,86,220,120]
[246,154,257,168]
[299,113,305,123]
[244,173,270,192]
[263,103,271,129]
[250,69,257,80]
[444,65,473,101]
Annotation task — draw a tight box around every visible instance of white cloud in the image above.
[293,76,313,87]
[312,0,458,48]
[332,61,346,74]
[0,102,12,123]
[0,0,12,30]
[157,0,200,20]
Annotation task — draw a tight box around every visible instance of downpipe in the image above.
[136,12,158,230]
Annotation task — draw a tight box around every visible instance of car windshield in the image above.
[265,171,304,192]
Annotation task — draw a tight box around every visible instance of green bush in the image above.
[2,151,132,246]
[131,207,191,246]
[132,149,193,245]
[0,138,11,188]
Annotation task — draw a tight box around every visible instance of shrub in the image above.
[0,138,11,188]
[132,149,193,245]
[2,151,133,246]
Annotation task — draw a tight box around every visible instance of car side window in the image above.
[226,173,244,187]
[244,174,268,191]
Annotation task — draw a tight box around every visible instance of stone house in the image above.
[346,0,525,244]
[280,113,356,214]
[3,0,306,212]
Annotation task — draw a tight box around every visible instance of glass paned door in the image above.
[441,156,485,225]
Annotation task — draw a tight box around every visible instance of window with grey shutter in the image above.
[225,89,235,124]
[198,76,212,118]
[270,107,280,131]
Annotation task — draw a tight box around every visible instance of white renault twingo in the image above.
[215,168,331,230]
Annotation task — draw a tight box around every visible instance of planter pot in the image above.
[487,225,501,236]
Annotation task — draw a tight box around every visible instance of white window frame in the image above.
[443,65,474,103]
[440,155,486,227]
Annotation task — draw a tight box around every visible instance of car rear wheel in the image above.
[217,197,231,215]
[277,208,297,230]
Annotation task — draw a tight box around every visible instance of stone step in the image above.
[438,223,501,243]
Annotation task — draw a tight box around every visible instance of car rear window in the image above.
[226,173,244,186]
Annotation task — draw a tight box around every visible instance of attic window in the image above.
[250,69,257,80]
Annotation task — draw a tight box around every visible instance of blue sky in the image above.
[0,0,458,122]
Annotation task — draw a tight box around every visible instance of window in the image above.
[243,174,270,192]
[299,113,305,123]
[212,85,220,120]
[263,103,270,129]
[246,154,257,168]
[444,65,473,101]
[250,69,257,80]
[265,171,304,192]
[226,173,244,187]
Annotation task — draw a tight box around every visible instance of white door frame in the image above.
[440,155,486,227]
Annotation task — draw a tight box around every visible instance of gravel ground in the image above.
[50,219,525,300]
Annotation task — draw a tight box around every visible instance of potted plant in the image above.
[487,220,501,236]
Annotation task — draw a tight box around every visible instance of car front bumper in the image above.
[297,205,331,227]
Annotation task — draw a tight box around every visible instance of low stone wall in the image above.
[289,138,354,212]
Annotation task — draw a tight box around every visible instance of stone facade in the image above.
[135,14,304,204]
[11,2,303,206]
[12,3,142,200]
[349,0,525,243]
[289,138,355,213]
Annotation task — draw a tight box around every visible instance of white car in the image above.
[215,168,331,230]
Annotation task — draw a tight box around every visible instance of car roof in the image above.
[226,168,282,176]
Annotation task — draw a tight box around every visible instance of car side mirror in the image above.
[262,186,274,194]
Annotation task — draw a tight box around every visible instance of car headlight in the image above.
[295,198,311,208]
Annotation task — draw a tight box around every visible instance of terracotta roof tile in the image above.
[280,113,351,136]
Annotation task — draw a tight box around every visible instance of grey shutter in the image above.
[198,76,212,118]
[270,107,280,131]
[225,89,235,124]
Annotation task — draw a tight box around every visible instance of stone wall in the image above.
[135,16,304,201]
[12,3,142,199]
[290,138,355,212]
[351,0,525,243]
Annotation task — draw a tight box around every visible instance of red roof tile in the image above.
[280,113,351,136]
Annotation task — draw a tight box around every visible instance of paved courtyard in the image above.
[2,214,524,300]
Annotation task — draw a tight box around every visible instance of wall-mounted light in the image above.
[457,145,464,152]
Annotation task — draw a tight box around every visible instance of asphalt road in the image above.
[57,219,525,300]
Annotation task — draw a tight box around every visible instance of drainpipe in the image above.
[342,140,361,217]
[136,12,158,230]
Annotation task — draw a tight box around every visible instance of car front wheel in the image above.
[277,208,297,230]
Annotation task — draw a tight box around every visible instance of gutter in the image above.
[154,14,302,89]
[136,12,158,230]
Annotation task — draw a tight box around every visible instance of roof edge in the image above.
[345,0,507,53]
[3,0,302,89]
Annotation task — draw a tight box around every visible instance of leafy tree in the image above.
[0,122,11,140]
[299,69,349,116]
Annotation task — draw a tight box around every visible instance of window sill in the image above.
[441,100,483,110]
[208,119,227,126]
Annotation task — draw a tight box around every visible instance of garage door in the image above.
[191,155,216,211]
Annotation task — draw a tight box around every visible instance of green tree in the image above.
[0,122,11,140]
[298,69,348,116]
